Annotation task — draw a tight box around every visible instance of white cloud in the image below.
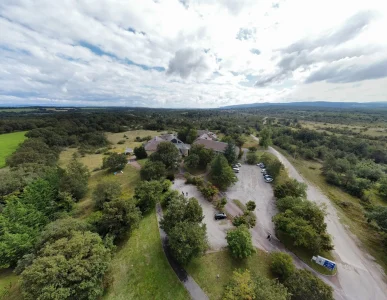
[0,0,387,108]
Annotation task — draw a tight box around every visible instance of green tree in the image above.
[224,142,237,165]
[270,252,295,281]
[134,145,148,159]
[210,155,237,190]
[186,128,198,144]
[92,180,122,210]
[185,154,200,169]
[226,225,255,259]
[134,180,165,213]
[140,160,166,181]
[96,198,141,241]
[161,196,204,233]
[274,179,307,199]
[284,269,333,300]
[149,141,180,170]
[246,151,259,165]
[20,231,111,300]
[60,158,90,200]
[102,152,127,171]
[189,144,214,168]
[259,127,272,149]
[367,206,387,232]
[223,269,289,300]
[246,201,256,211]
[378,177,387,198]
[234,135,246,153]
[168,221,207,265]
[223,269,255,300]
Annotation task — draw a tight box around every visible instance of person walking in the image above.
[267,233,271,241]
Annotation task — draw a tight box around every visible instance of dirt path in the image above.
[261,140,387,300]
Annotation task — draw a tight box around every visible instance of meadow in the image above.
[0,131,27,168]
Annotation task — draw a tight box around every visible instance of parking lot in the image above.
[225,163,278,250]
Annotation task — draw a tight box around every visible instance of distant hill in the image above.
[220,101,387,109]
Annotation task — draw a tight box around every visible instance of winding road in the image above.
[249,135,387,300]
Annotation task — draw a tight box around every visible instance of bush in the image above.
[270,252,295,281]
[117,139,125,144]
[274,179,307,199]
[232,215,247,227]
[226,225,255,259]
[246,200,256,211]
[284,269,333,300]
[246,151,259,164]
[199,184,219,201]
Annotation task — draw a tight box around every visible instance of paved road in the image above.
[156,203,209,300]
[266,146,387,300]
[172,179,233,250]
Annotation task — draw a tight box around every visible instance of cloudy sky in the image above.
[1,0,387,108]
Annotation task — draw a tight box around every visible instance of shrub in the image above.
[270,252,295,281]
[117,139,125,144]
[246,201,256,211]
[274,179,307,199]
[134,146,148,159]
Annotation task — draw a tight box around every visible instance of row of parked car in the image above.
[257,162,274,183]
[232,163,242,173]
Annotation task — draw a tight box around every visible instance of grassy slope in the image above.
[0,131,27,168]
[0,270,21,300]
[274,147,387,274]
[106,130,163,154]
[242,134,259,149]
[104,212,189,300]
[187,250,271,300]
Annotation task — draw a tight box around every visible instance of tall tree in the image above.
[133,145,148,159]
[140,161,166,181]
[168,221,207,265]
[102,152,127,171]
[259,127,272,149]
[149,141,180,170]
[60,158,90,200]
[133,180,165,213]
[226,225,255,259]
[209,155,237,190]
[20,231,111,300]
[223,142,237,165]
[92,181,122,210]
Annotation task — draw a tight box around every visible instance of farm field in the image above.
[0,131,27,168]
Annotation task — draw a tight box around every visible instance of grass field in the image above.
[301,121,387,137]
[106,130,164,154]
[0,131,27,168]
[274,146,387,274]
[104,211,189,300]
[0,108,37,113]
[0,269,21,300]
[187,249,271,300]
[242,134,259,149]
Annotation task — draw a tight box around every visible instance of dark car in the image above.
[215,213,227,220]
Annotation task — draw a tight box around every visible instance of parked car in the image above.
[237,163,242,167]
[257,163,265,168]
[232,164,239,169]
[264,175,273,180]
[264,177,274,183]
[215,213,227,220]
[261,168,266,173]
[233,169,240,173]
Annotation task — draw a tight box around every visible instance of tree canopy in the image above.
[210,154,237,190]
[149,141,180,170]
[223,142,237,165]
[140,160,166,181]
[92,180,122,210]
[226,225,255,259]
[133,145,148,159]
[102,152,127,171]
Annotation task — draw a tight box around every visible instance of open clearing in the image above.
[106,130,164,153]
[187,250,271,300]
[301,121,387,137]
[0,131,27,168]
[104,211,189,300]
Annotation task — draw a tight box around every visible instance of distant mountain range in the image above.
[220,101,387,109]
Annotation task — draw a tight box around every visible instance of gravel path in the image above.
[267,146,387,300]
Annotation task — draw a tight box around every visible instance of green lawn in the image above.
[187,250,271,300]
[104,211,189,300]
[0,269,21,300]
[0,131,27,168]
